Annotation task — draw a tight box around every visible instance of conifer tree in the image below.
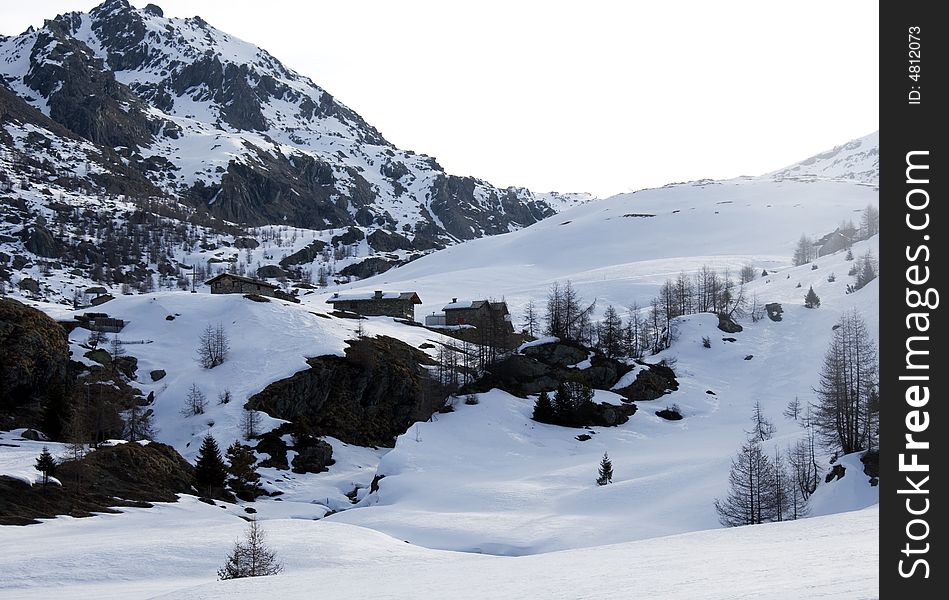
[218,519,282,580]
[597,451,613,486]
[194,434,228,498]
[714,440,777,526]
[813,310,878,454]
[226,442,262,499]
[804,286,820,308]
[532,391,555,423]
[35,446,56,486]
[747,401,776,441]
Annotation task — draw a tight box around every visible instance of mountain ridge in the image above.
[1,0,591,246]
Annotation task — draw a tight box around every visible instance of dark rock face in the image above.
[233,237,260,249]
[332,227,365,246]
[149,369,166,381]
[23,23,160,151]
[17,278,40,294]
[291,437,334,474]
[367,229,414,252]
[861,449,879,485]
[717,313,743,333]
[0,440,194,525]
[0,298,69,419]
[338,257,400,279]
[613,363,679,402]
[765,303,784,322]
[21,225,61,258]
[278,240,326,268]
[190,150,356,228]
[256,265,287,279]
[472,341,634,398]
[825,463,846,483]
[247,336,446,447]
[429,175,555,241]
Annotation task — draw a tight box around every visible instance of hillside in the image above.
[0,0,593,306]
[0,491,878,599]
[0,127,879,597]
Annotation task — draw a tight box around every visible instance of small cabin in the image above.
[75,312,125,333]
[206,273,279,297]
[441,298,514,332]
[326,291,422,320]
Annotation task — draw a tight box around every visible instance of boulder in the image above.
[717,313,743,333]
[17,278,40,294]
[21,224,61,258]
[331,227,365,246]
[613,363,679,402]
[291,438,334,474]
[21,428,49,441]
[113,355,138,379]
[338,257,399,279]
[256,265,287,279]
[233,237,260,249]
[367,230,414,252]
[248,336,446,447]
[765,303,784,322]
[656,406,683,421]
[278,239,327,268]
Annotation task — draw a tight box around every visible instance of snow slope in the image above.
[325,168,878,323]
[324,237,879,553]
[0,495,878,599]
[769,131,879,184]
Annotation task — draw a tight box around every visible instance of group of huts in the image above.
[207,274,513,333]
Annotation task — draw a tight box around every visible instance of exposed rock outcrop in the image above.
[247,336,446,447]
[0,298,70,426]
[0,441,193,525]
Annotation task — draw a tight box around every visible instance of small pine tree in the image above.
[226,442,262,499]
[218,519,282,580]
[804,286,820,308]
[597,451,613,486]
[532,391,555,423]
[35,446,56,485]
[845,248,854,261]
[194,434,228,498]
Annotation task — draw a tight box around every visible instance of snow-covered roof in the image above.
[442,300,480,310]
[443,299,509,312]
[327,291,421,304]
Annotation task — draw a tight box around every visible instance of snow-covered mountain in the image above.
[768,131,879,184]
[0,0,589,244]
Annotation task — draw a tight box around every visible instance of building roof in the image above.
[205,273,279,289]
[327,291,422,304]
[443,299,509,313]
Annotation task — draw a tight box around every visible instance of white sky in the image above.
[3,1,879,197]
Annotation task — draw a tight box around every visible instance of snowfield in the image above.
[0,495,878,599]
[1,133,879,598]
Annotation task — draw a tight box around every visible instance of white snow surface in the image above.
[0,135,879,596]
[0,496,878,599]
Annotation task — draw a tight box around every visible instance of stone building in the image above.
[326,291,422,320]
[441,299,514,332]
[206,274,279,297]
